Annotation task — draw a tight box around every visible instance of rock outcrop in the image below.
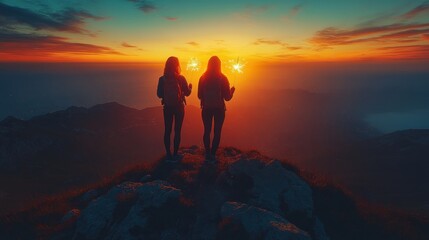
[221,202,311,240]
[53,147,329,240]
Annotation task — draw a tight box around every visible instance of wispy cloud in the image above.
[121,42,137,48]
[400,2,429,20]
[282,4,302,21]
[165,17,178,21]
[214,40,225,45]
[128,0,156,13]
[423,34,429,41]
[253,38,288,47]
[253,38,302,50]
[310,1,429,53]
[377,45,429,59]
[286,46,302,50]
[274,54,305,61]
[311,23,429,46]
[0,2,104,35]
[186,41,199,47]
[121,42,143,50]
[234,5,270,20]
[0,31,122,56]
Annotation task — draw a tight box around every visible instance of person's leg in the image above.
[202,108,213,156]
[173,106,185,156]
[163,107,174,158]
[211,108,225,156]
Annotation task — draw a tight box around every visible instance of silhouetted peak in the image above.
[375,129,429,145]
[387,129,429,137]
[89,102,139,114]
[0,116,24,127]
[65,106,88,114]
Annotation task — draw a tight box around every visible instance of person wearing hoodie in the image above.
[198,56,235,162]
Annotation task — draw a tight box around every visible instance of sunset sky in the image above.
[1,0,429,62]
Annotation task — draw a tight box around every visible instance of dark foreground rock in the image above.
[4,147,428,240]
[52,147,329,240]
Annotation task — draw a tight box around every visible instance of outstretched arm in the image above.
[222,76,234,101]
[198,76,204,100]
[180,76,192,96]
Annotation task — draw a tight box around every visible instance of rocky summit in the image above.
[2,146,428,240]
[52,147,328,240]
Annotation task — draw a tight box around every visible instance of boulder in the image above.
[73,180,182,239]
[61,209,81,223]
[312,217,330,240]
[220,202,311,240]
[221,158,313,219]
[140,174,152,183]
[78,189,99,204]
[73,181,143,239]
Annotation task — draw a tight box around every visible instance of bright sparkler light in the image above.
[186,57,200,72]
[228,57,246,86]
[233,62,244,73]
[228,57,245,74]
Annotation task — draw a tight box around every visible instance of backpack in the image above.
[163,76,183,106]
[202,78,223,108]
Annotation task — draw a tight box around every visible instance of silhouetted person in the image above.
[198,56,235,162]
[157,56,192,162]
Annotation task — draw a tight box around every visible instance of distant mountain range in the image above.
[0,102,171,214]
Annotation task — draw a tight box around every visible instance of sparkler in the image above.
[228,57,246,86]
[186,57,201,85]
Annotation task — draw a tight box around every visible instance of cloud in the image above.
[377,45,429,59]
[0,31,122,56]
[186,41,199,47]
[253,38,302,51]
[423,34,429,41]
[274,54,305,60]
[0,2,104,35]
[253,38,288,47]
[282,4,302,21]
[234,5,270,20]
[311,23,429,46]
[121,42,143,50]
[400,2,429,20]
[165,17,177,21]
[214,40,225,45]
[287,46,302,50]
[377,28,429,40]
[121,42,136,48]
[128,0,156,13]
